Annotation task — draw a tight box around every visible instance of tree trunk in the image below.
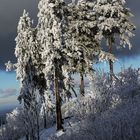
[26,134,29,140]
[36,112,40,140]
[54,64,63,131]
[42,96,47,129]
[80,72,85,96]
[108,37,113,81]
[80,58,85,96]
[43,107,47,129]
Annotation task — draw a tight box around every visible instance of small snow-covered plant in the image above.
[2,106,43,140]
[90,67,140,113]
[0,108,26,140]
[114,67,140,98]
[94,0,135,79]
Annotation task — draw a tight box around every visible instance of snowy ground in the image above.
[40,127,56,140]
[2,68,140,140]
[40,68,140,140]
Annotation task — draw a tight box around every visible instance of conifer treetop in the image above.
[94,0,135,49]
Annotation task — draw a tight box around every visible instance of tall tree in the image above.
[67,0,115,95]
[94,0,135,80]
[37,0,71,130]
[6,10,42,140]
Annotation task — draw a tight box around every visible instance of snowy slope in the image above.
[39,68,140,140]
[2,68,140,140]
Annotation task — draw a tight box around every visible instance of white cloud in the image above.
[0,88,17,98]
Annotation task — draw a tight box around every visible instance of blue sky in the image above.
[95,56,140,73]
[0,71,19,110]
[0,0,140,110]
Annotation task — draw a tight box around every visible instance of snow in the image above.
[1,67,140,140]
[94,0,135,49]
[38,67,140,140]
[19,126,65,140]
[40,127,56,140]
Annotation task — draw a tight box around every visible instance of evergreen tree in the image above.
[94,0,135,80]
[6,10,42,140]
[37,0,71,130]
[67,0,115,95]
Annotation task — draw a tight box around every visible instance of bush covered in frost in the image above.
[50,68,140,140]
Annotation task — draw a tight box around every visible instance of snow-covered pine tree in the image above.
[37,0,71,130]
[67,0,107,95]
[6,10,42,140]
[30,26,48,129]
[94,0,135,80]
[69,1,98,95]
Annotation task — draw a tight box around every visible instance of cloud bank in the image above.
[0,88,17,98]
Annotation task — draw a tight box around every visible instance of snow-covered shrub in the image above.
[91,67,140,112]
[0,108,26,140]
[49,67,140,140]
[0,106,56,140]
[51,93,140,140]
[60,68,140,126]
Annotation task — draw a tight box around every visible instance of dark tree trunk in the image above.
[108,37,113,81]
[43,103,47,128]
[80,57,85,96]
[26,134,29,140]
[43,97,47,129]
[80,72,85,96]
[54,63,63,131]
[43,108,47,128]
[36,112,40,140]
